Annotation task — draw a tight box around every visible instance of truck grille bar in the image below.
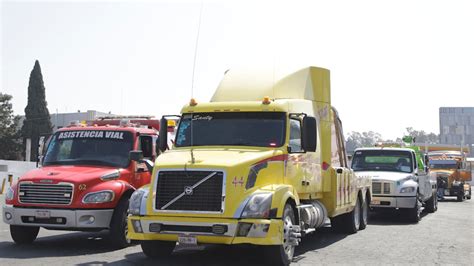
[155,170,225,213]
[19,183,73,205]
[372,181,391,194]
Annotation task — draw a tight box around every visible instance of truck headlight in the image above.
[241,193,272,218]
[400,187,416,193]
[6,187,15,201]
[129,187,149,215]
[82,190,114,203]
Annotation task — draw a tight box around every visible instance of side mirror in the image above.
[158,118,168,152]
[302,116,317,152]
[130,150,154,172]
[130,150,144,162]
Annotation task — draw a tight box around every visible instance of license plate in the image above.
[178,236,197,245]
[35,210,50,219]
[444,191,450,196]
[371,200,380,205]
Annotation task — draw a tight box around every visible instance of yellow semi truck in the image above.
[127,66,371,265]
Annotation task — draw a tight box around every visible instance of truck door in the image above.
[413,151,429,200]
[133,135,154,188]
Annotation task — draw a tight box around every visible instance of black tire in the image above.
[467,187,471,200]
[359,195,369,230]
[408,194,421,223]
[10,225,39,244]
[141,240,176,258]
[425,191,438,213]
[264,204,296,266]
[331,197,361,234]
[109,197,131,249]
[457,194,463,202]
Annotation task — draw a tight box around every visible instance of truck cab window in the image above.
[139,135,153,159]
[289,119,302,152]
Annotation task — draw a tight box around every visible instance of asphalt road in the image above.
[1,193,473,265]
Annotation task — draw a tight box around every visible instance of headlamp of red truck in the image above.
[82,190,115,203]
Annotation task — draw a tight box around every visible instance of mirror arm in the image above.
[140,159,154,173]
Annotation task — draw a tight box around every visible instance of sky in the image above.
[1,0,474,140]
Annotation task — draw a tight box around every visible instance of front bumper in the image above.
[127,216,283,245]
[370,195,416,209]
[3,205,114,229]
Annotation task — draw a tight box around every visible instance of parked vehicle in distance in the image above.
[2,118,164,248]
[428,150,472,201]
[352,146,437,222]
[127,66,372,265]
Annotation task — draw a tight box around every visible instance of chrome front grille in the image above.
[19,183,73,205]
[372,181,391,194]
[155,170,225,213]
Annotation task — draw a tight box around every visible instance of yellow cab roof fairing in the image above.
[210,66,330,105]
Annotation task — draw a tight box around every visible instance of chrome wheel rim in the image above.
[362,200,368,225]
[354,200,360,229]
[283,215,295,259]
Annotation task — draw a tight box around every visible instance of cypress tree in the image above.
[21,60,53,161]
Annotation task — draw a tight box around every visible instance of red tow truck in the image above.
[2,117,165,248]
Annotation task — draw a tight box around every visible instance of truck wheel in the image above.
[109,197,131,249]
[456,194,464,202]
[264,204,296,266]
[141,240,176,258]
[331,197,360,234]
[10,225,39,244]
[467,187,472,200]
[359,196,368,230]
[425,191,438,213]
[408,194,421,223]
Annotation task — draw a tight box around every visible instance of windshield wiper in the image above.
[227,141,256,146]
[43,160,74,166]
[73,159,119,167]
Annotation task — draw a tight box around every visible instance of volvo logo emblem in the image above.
[39,179,53,183]
[184,186,193,195]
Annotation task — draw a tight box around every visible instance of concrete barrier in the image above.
[0,160,37,194]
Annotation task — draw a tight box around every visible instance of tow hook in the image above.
[288,225,302,246]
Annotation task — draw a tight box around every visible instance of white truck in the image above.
[351,147,437,222]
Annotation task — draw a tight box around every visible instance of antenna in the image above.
[190,1,203,164]
[191,1,204,98]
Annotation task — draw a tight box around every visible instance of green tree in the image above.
[0,93,22,160]
[346,131,383,153]
[400,127,439,144]
[21,60,53,161]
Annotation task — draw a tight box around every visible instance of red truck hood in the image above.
[19,165,121,184]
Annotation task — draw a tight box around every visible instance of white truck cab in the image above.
[352,147,437,222]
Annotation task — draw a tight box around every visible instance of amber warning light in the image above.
[190,98,198,106]
[262,96,271,105]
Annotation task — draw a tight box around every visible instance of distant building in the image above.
[19,110,117,132]
[439,107,474,155]
[50,110,117,130]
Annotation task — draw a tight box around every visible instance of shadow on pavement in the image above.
[367,209,429,225]
[293,226,347,262]
[78,244,270,266]
[0,230,128,259]
[79,227,347,266]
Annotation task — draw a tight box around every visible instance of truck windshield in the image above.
[175,112,286,147]
[429,160,458,169]
[352,150,413,173]
[43,130,134,168]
